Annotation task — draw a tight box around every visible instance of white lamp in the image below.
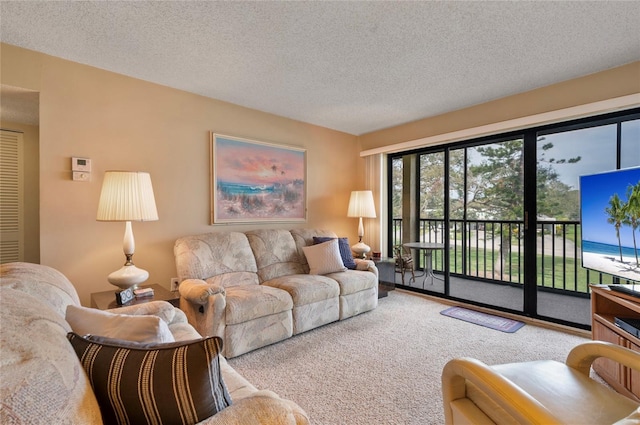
[347,190,376,259]
[97,171,158,290]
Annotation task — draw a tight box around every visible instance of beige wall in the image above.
[0,120,40,263]
[2,41,638,306]
[1,43,364,305]
[359,61,640,150]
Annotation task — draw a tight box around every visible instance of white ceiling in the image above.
[1,1,639,135]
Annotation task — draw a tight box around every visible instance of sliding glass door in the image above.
[388,109,640,328]
[534,118,640,326]
[447,139,525,311]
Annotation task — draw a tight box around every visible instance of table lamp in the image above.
[347,190,376,258]
[97,171,158,290]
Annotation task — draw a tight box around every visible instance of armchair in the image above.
[442,341,640,424]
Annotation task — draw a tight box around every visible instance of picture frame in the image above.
[210,133,307,224]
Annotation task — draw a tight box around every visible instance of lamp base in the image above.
[351,242,371,259]
[107,264,149,290]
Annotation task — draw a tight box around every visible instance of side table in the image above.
[403,242,445,286]
[373,257,396,298]
[90,283,180,310]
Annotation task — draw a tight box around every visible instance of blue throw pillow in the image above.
[313,236,357,269]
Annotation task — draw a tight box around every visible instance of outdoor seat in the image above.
[394,245,415,285]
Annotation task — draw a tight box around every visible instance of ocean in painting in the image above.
[216,179,305,221]
[218,181,275,195]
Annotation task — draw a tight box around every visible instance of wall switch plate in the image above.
[171,278,180,292]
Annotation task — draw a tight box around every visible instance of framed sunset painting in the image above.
[211,133,307,224]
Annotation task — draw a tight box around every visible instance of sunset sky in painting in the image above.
[215,136,305,185]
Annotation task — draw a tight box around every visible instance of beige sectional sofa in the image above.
[0,262,309,425]
[174,228,379,358]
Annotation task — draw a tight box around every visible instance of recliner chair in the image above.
[442,341,640,424]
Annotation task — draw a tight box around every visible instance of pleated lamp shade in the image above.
[347,190,376,220]
[97,171,158,222]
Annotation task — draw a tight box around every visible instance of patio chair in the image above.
[394,245,415,285]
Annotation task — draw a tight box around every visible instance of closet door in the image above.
[0,129,24,263]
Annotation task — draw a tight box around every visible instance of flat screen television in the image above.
[579,166,640,284]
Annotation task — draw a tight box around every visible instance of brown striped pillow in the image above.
[67,333,232,425]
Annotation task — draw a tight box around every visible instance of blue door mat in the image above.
[440,306,525,333]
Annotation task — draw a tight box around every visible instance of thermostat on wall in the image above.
[71,157,91,172]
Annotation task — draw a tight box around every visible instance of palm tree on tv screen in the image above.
[606,193,625,263]
[622,182,640,266]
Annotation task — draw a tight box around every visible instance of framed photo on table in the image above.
[210,133,307,224]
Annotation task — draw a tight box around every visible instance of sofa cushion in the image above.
[174,232,258,283]
[302,239,347,275]
[66,304,175,343]
[246,229,304,281]
[313,236,357,269]
[200,391,310,425]
[263,274,340,306]
[67,333,232,425]
[492,360,640,425]
[225,285,293,325]
[327,270,378,296]
[205,271,259,288]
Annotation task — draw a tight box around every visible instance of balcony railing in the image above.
[392,218,625,295]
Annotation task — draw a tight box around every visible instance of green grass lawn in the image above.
[423,245,609,294]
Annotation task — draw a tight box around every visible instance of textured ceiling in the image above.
[1,1,639,135]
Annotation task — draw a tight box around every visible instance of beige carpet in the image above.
[227,290,591,424]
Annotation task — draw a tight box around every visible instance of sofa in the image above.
[0,262,309,425]
[174,228,379,358]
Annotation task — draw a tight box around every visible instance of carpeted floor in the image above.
[227,290,591,425]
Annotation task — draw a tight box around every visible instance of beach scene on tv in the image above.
[580,167,640,283]
[214,136,305,222]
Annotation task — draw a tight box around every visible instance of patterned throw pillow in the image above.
[303,238,347,275]
[67,333,232,425]
[313,236,357,269]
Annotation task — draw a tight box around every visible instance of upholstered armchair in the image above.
[441,341,640,424]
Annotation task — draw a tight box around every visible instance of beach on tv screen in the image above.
[580,167,640,282]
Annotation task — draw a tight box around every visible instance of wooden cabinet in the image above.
[590,285,640,401]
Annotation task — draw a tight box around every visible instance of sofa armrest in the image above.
[179,279,226,304]
[178,279,226,340]
[197,391,309,425]
[354,259,378,278]
[566,341,640,376]
[441,357,560,425]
